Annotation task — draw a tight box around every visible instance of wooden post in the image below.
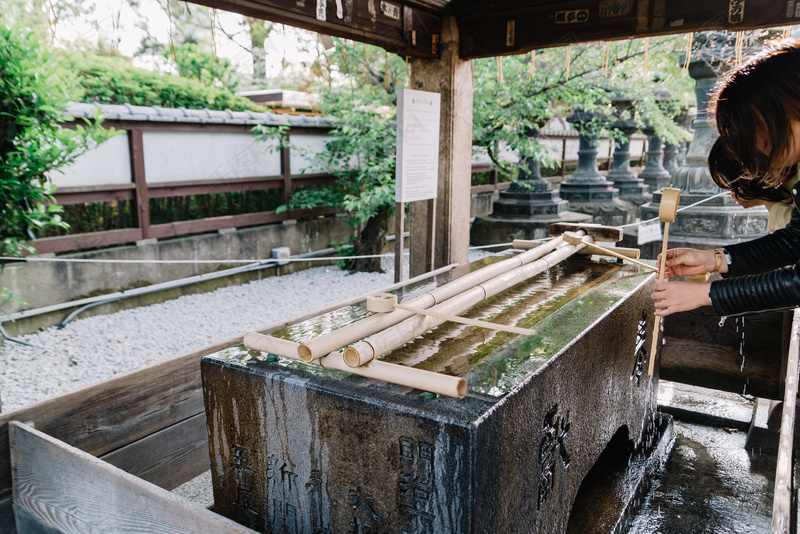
[408,16,472,277]
[394,201,404,283]
[771,308,800,533]
[128,129,150,239]
[279,140,292,208]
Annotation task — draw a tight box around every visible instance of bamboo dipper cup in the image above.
[649,187,680,375]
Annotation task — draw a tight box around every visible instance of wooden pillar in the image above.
[408,16,473,277]
[129,129,150,239]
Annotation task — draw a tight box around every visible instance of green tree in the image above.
[259,39,406,272]
[0,23,115,258]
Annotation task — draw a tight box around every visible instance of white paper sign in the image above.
[638,222,662,245]
[396,88,441,203]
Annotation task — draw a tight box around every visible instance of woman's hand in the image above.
[657,247,726,277]
[651,281,712,316]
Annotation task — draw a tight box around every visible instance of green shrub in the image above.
[64,52,265,112]
[0,24,115,258]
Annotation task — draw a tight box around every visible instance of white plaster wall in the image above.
[48,134,132,188]
[289,134,330,174]
[143,131,281,182]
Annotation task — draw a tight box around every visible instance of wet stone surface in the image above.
[629,381,775,534]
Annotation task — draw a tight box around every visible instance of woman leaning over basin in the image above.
[652,39,800,317]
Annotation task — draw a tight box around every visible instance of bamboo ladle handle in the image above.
[649,187,680,375]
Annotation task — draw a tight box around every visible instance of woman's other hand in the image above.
[651,281,712,316]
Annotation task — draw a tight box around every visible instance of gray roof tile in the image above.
[64,102,333,128]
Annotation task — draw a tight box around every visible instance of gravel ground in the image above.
[0,251,491,414]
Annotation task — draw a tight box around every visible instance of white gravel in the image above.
[0,251,491,413]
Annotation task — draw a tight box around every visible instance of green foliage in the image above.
[472,37,695,178]
[170,42,239,90]
[257,40,404,272]
[0,23,116,258]
[64,51,262,111]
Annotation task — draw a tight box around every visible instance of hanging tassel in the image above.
[603,41,611,76]
[166,0,178,64]
[497,56,504,85]
[565,44,571,82]
[210,8,218,62]
[384,49,389,90]
[406,55,410,87]
[643,37,650,75]
[530,50,536,80]
[343,40,349,76]
[783,26,792,39]
[735,31,744,66]
[683,32,693,74]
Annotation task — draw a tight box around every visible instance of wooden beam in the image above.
[9,421,255,533]
[456,0,794,59]
[100,413,210,491]
[147,206,336,239]
[30,228,144,255]
[185,0,442,58]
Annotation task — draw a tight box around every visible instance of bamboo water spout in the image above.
[296,237,566,362]
[343,240,587,367]
[649,187,680,375]
[243,332,467,398]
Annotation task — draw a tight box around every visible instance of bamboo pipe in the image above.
[296,236,567,362]
[243,332,299,358]
[319,351,467,398]
[649,187,680,376]
[560,232,657,272]
[343,240,586,367]
[242,331,467,398]
[514,239,642,260]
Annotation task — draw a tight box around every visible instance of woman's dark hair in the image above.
[708,137,793,203]
[711,38,800,187]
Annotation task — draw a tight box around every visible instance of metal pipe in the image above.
[4,245,348,330]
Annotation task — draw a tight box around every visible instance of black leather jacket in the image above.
[710,186,800,316]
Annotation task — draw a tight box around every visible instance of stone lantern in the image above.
[470,122,590,245]
[559,107,637,225]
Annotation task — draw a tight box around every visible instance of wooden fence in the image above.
[38,118,646,255]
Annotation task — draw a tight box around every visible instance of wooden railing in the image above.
[38,120,648,255]
[36,121,339,254]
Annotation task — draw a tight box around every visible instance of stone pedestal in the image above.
[471,135,591,245]
[663,143,679,174]
[559,111,637,226]
[202,259,660,533]
[638,127,671,192]
[607,116,650,205]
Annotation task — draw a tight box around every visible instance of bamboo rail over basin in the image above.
[243,332,467,398]
[343,239,586,367]
[296,236,566,362]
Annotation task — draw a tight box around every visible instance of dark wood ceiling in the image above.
[188,0,796,59]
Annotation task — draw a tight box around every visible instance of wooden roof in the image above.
[189,0,794,59]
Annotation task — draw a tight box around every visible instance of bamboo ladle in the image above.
[649,187,681,375]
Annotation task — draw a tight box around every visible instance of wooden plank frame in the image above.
[0,263,458,532]
[10,421,256,534]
